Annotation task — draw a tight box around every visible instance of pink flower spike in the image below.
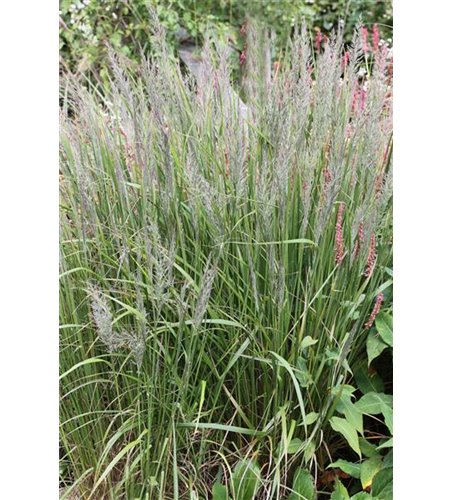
[341,51,349,68]
[240,50,246,66]
[365,293,384,329]
[372,24,380,53]
[361,27,369,55]
[364,233,377,278]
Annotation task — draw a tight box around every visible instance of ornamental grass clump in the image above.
[60,19,392,499]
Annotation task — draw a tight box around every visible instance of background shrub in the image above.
[59,0,393,79]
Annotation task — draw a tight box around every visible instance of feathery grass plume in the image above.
[193,256,217,330]
[88,285,121,352]
[123,330,146,369]
[334,202,345,265]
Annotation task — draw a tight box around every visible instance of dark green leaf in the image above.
[328,459,361,479]
[359,438,381,459]
[366,329,388,365]
[355,366,384,394]
[375,312,393,347]
[372,467,393,500]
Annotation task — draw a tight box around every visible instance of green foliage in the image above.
[288,468,316,500]
[212,482,229,500]
[231,459,261,500]
[330,417,362,458]
[328,459,361,479]
[360,457,382,489]
[375,312,393,347]
[367,328,388,365]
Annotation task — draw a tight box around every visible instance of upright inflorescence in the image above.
[365,293,384,329]
[364,233,378,278]
[373,24,380,53]
[335,203,345,265]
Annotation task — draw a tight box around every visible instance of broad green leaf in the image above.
[337,399,363,435]
[366,329,388,365]
[372,467,393,500]
[231,459,261,500]
[382,450,393,469]
[287,438,303,454]
[355,366,384,394]
[330,417,361,457]
[332,386,363,435]
[351,493,373,500]
[212,482,229,500]
[355,392,393,415]
[288,468,315,500]
[360,457,382,489]
[359,438,381,459]
[375,312,393,347]
[381,404,393,435]
[328,459,361,479]
[296,357,313,388]
[377,438,393,450]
